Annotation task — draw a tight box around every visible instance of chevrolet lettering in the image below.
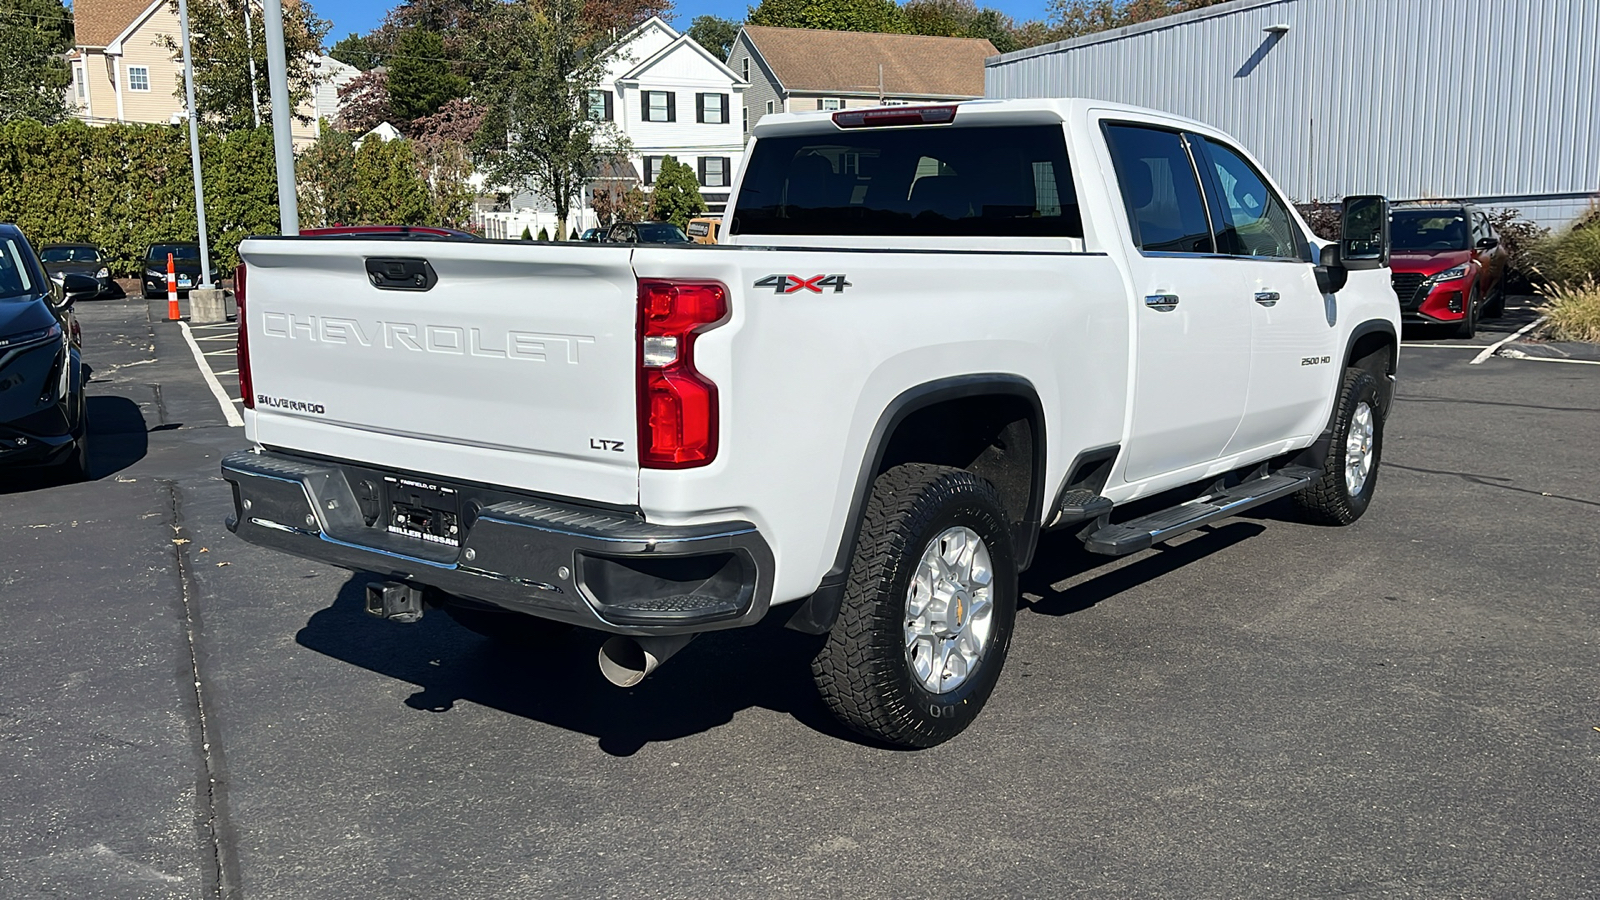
[225,99,1399,749]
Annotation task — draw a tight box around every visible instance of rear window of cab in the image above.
[731,124,1082,238]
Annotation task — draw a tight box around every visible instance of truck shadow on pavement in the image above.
[1020,520,1268,617]
[295,574,879,756]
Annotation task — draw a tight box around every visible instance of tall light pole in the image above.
[242,0,262,128]
[262,0,299,234]
[176,0,214,287]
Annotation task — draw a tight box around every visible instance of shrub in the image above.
[520,226,532,240]
[1295,199,1341,241]
[1538,277,1600,343]
[1528,212,1600,287]
[647,156,707,230]
[1485,208,1549,278]
[536,227,549,241]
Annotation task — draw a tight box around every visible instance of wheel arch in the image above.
[1292,318,1396,473]
[785,374,1047,635]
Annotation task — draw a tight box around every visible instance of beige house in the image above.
[68,0,320,144]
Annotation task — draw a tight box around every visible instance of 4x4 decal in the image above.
[754,274,852,294]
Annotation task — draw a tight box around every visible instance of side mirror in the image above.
[1476,236,1500,250]
[1339,195,1390,270]
[58,272,99,307]
[1315,243,1349,294]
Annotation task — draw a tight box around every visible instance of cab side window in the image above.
[1103,124,1214,254]
[1196,137,1305,261]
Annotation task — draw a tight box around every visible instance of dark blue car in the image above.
[0,224,89,480]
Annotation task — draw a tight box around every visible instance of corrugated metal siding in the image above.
[986,0,1600,223]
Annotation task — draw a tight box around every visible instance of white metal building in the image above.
[985,0,1600,227]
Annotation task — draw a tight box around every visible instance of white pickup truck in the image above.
[223,99,1399,747]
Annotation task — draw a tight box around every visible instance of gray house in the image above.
[985,0,1600,227]
[729,26,996,137]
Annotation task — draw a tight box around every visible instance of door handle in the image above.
[1144,293,1179,311]
[1254,291,1280,307]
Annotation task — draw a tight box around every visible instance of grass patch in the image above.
[1539,277,1600,343]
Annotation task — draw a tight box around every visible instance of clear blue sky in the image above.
[315,0,1055,43]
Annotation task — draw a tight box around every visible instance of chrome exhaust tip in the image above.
[598,633,698,687]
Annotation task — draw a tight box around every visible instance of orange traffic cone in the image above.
[166,252,180,321]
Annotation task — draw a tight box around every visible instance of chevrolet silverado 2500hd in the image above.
[222,99,1399,747]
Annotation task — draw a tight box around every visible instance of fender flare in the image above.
[1293,318,1397,472]
[784,374,1047,635]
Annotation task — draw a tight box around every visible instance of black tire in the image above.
[1294,368,1383,526]
[1453,288,1478,339]
[1483,280,1505,318]
[811,463,1018,748]
[443,603,572,646]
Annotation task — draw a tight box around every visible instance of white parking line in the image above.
[1496,353,1600,366]
[177,322,245,427]
[204,348,236,356]
[1470,316,1548,365]
[1400,343,1488,349]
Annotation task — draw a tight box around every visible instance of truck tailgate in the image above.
[238,239,640,506]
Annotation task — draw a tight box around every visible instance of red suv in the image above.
[1389,203,1508,338]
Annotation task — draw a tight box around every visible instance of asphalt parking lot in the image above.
[2,293,1597,899]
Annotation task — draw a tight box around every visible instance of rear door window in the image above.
[730,124,1081,237]
[1103,124,1214,254]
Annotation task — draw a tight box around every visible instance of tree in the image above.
[388,28,469,123]
[747,0,906,33]
[0,0,72,124]
[297,127,446,228]
[592,177,646,226]
[647,156,705,229]
[477,0,643,239]
[163,0,329,132]
[336,71,394,133]
[1046,0,1231,40]
[536,226,549,240]
[520,225,532,239]
[330,32,384,70]
[687,15,738,59]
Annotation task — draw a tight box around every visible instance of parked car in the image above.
[579,227,604,242]
[39,243,113,299]
[686,216,721,244]
[603,221,692,244]
[142,242,215,299]
[1389,202,1508,338]
[0,224,90,480]
[223,99,1398,748]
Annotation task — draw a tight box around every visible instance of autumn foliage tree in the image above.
[163,0,329,132]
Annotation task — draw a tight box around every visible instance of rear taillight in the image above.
[235,263,253,409]
[637,279,727,468]
[832,105,958,129]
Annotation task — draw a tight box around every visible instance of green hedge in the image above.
[0,119,280,277]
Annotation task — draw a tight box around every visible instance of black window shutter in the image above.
[641,92,649,121]
[666,92,677,122]
[695,93,705,124]
[697,157,706,185]
[603,91,612,121]
[644,157,654,184]
[719,157,730,186]
[719,94,729,123]
[817,98,824,111]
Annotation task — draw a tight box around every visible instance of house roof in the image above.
[620,33,747,86]
[738,26,996,98]
[73,0,157,48]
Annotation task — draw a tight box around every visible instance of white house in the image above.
[589,16,748,214]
